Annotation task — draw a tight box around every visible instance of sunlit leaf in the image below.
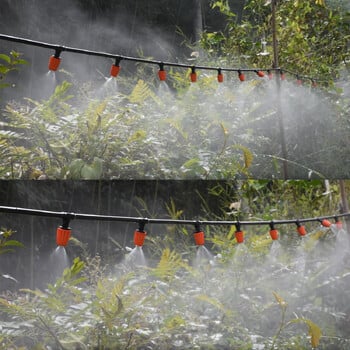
[0,54,11,64]
[290,318,322,348]
[195,294,228,314]
[272,291,287,309]
[152,248,189,281]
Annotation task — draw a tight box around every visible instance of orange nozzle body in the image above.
[321,219,331,227]
[110,64,120,77]
[238,72,245,82]
[269,229,279,240]
[158,69,166,81]
[235,230,244,243]
[257,71,265,77]
[336,221,342,229]
[194,231,205,246]
[190,72,197,83]
[134,230,146,246]
[48,56,61,71]
[217,73,224,83]
[297,225,307,236]
[56,227,71,246]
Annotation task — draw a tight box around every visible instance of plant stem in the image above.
[270,306,286,350]
[37,314,66,350]
[125,332,133,349]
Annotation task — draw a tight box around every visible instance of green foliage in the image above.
[151,248,191,281]
[0,2,349,178]
[206,0,349,79]
[1,5,349,179]
[0,229,23,255]
[271,291,322,349]
[199,0,350,178]
[1,77,259,179]
[1,225,346,349]
[0,51,27,90]
[0,180,349,348]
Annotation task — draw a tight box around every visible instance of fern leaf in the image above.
[233,144,253,169]
[129,79,160,104]
[152,248,187,281]
[195,294,228,314]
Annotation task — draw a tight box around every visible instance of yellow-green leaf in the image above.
[272,291,287,308]
[233,144,253,169]
[195,294,228,314]
[290,318,322,348]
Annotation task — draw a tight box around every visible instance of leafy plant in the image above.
[0,229,23,255]
[0,229,23,286]
[1,208,350,349]
[0,51,27,90]
[271,291,322,349]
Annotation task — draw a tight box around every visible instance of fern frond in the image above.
[129,79,160,105]
[152,248,189,281]
[233,144,253,169]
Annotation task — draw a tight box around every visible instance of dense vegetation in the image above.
[0,0,349,348]
[1,180,350,349]
[0,0,349,179]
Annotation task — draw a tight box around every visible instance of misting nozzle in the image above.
[134,220,147,247]
[320,218,332,227]
[296,221,307,236]
[190,66,197,83]
[48,49,62,71]
[217,68,224,83]
[269,222,279,240]
[296,75,302,86]
[56,217,71,246]
[280,70,286,81]
[238,70,245,82]
[158,62,166,81]
[335,217,342,229]
[235,222,244,243]
[110,57,121,77]
[193,222,205,245]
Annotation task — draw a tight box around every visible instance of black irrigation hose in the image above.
[0,205,349,228]
[0,33,325,82]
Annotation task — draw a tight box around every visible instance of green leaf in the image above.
[0,66,10,74]
[289,318,322,348]
[195,294,229,314]
[233,144,253,169]
[2,240,24,247]
[272,291,287,309]
[13,59,27,65]
[129,79,160,104]
[0,54,11,64]
[152,248,189,281]
[182,158,200,169]
[67,159,85,179]
[80,158,103,180]
[0,249,15,255]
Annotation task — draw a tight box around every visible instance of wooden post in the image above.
[272,0,288,179]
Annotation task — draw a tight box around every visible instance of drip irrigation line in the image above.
[0,33,326,82]
[0,205,349,228]
[281,68,330,85]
